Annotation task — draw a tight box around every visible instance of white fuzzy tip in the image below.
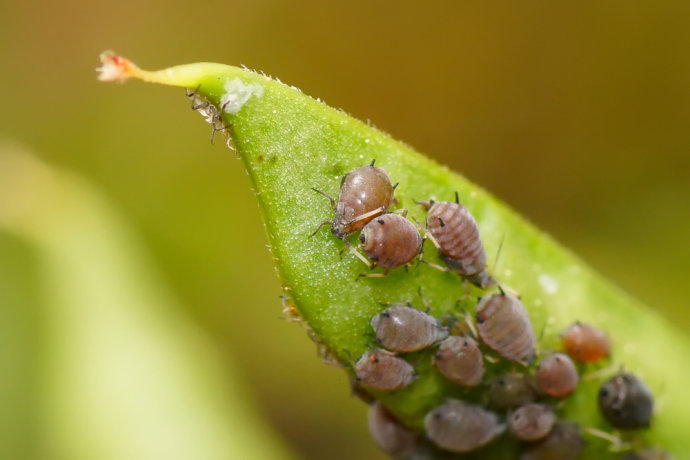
[220,78,264,114]
[96,51,136,82]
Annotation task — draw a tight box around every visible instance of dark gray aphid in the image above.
[359,213,423,270]
[435,336,485,387]
[371,305,447,353]
[488,373,539,411]
[519,421,584,460]
[598,372,654,430]
[535,353,579,398]
[509,403,556,442]
[422,196,493,288]
[368,402,418,458]
[424,399,505,453]
[476,292,535,362]
[312,162,395,239]
[622,447,671,460]
[355,349,415,391]
[185,88,232,144]
[562,321,610,363]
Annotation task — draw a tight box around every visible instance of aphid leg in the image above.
[418,287,431,312]
[421,259,451,273]
[311,188,336,208]
[392,208,408,217]
[358,270,389,279]
[461,308,479,339]
[346,206,387,227]
[346,243,373,268]
[309,220,332,237]
[582,362,620,382]
[583,427,630,452]
[425,231,442,250]
[484,355,500,364]
[414,199,432,210]
[497,283,521,298]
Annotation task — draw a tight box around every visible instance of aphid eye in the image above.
[377,219,385,225]
[359,233,366,243]
[600,388,609,398]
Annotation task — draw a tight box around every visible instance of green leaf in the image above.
[98,52,690,458]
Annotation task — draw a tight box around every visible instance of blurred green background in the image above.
[1,1,689,459]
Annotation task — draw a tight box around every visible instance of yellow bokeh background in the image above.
[1,1,688,459]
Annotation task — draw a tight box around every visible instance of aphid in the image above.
[622,448,671,460]
[420,193,493,288]
[509,403,556,442]
[185,87,232,144]
[359,213,423,271]
[519,422,584,460]
[312,161,395,239]
[434,336,485,387]
[488,373,539,411]
[371,304,447,352]
[561,321,610,363]
[424,399,505,453]
[535,353,579,398]
[475,292,535,362]
[598,372,654,429]
[368,402,418,458]
[355,349,416,391]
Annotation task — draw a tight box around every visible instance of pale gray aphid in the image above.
[185,88,232,144]
[488,373,539,412]
[519,422,584,460]
[598,372,654,429]
[509,403,556,442]
[367,402,418,458]
[435,336,485,387]
[475,292,535,362]
[355,349,416,391]
[371,304,447,353]
[535,353,579,398]
[424,399,505,453]
[359,213,423,270]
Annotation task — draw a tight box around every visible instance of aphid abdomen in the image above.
[371,306,447,352]
[424,399,505,453]
[476,293,535,362]
[488,373,539,411]
[427,201,487,277]
[598,372,654,429]
[562,322,610,363]
[355,350,416,391]
[535,353,579,398]
[509,403,556,442]
[435,336,485,387]
[368,402,418,457]
[333,165,394,237]
[360,214,422,269]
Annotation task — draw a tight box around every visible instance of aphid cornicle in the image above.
[535,352,579,398]
[367,402,418,458]
[434,336,485,387]
[312,162,395,240]
[475,292,535,362]
[421,193,493,288]
[355,349,416,391]
[561,321,610,363]
[424,399,505,453]
[509,403,556,442]
[371,304,447,353]
[598,372,654,430]
[519,421,584,460]
[488,373,539,411]
[359,213,423,270]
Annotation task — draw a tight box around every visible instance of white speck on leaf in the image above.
[538,274,559,295]
[220,78,265,115]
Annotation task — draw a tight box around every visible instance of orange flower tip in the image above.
[96,51,138,82]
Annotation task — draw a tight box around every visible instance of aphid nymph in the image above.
[434,335,485,387]
[424,399,505,453]
[355,349,416,391]
[598,372,654,430]
[508,403,556,442]
[535,352,579,398]
[185,87,232,144]
[358,212,423,273]
[368,402,418,457]
[561,321,610,363]
[475,290,535,362]
[371,304,447,353]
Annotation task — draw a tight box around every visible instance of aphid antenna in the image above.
[490,235,505,273]
[583,427,630,452]
[420,258,451,274]
[311,187,336,208]
[345,206,387,227]
[309,220,332,237]
[357,270,389,280]
[417,287,431,311]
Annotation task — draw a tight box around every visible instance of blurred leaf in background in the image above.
[0,1,689,459]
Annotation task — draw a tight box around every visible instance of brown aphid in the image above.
[368,402,418,458]
[371,305,447,352]
[313,162,395,239]
[422,195,493,288]
[476,292,535,362]
[520,421,584,460]
[435,336,485,387]
[536,353,579,398]
[562,321,610,363]
[598,372,654,430]
[509,403,556,442]
[359,213,423,270]
[424,399,505,453]
[488,373,539,411]
[355,349,415,391]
